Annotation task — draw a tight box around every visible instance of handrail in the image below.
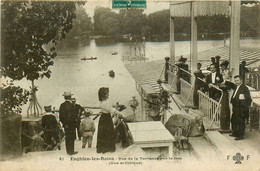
[167,62,193,76]
[179,78,193,106]
[197,77,223,130]
[179,67,192,77]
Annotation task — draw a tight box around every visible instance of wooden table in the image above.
[127,121,175,157]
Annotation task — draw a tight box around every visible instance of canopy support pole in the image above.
[229,0,241,80]
[170,16,175,64]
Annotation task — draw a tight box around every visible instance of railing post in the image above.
[165,57,170,84]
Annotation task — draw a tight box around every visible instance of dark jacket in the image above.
[205,72,223,100]
[59,101,77,128]
[42,113,58,133]
[225,81,252,119]
[73,104,84,123]
[206,72,223,86]
[194,70,205,91]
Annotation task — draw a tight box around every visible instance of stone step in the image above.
[204,131,240,158]
[221,130,260,162]
[189,136,223,162]
[203,117,219,131]
[170,93,186,109]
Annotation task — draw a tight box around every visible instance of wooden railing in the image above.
[165,61,225,129]
[197,77,223,129]
[246,70,260,90]
[167,63,179,92]
[167,63,194,106]
[198,90,221,128]
[180,78,193,106]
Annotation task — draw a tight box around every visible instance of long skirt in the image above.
[96,113,115,153]
[220,90,230,130]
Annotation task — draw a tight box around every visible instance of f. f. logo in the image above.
[233,153,244,164]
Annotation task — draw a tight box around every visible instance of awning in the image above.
[170,1,230,17]
[124,60,165,96]
[178,46,260,70]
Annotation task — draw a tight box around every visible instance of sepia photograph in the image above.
[0,0,260,170]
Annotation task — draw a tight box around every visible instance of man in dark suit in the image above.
[239,60,249,83]
[225,75,252,140]
[205,64,223,101]
[59,91,78,155]
[71,97,84,141]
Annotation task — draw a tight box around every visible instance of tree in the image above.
[147,9,170,36]
[103,16,121,36]
[1,1,82,81]
[93,7,113,35]
[1,1,83,115]
[66,4,92,38]
[123,9,147,35]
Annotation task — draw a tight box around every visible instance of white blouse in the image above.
[100,100,116,114]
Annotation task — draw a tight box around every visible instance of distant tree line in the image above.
[69,5,260,41]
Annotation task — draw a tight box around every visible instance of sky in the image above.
[83,0,260,18]
[84,0,169,17]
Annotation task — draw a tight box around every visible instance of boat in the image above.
[111,51,118,55]
[109,70,115,78]
[81,57,97,61]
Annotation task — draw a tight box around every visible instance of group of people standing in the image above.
[41,88,126,155]
[193,56,252,140]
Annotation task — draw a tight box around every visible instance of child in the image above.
[80,111,95,148]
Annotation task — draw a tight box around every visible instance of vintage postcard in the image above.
[1,0,260,170]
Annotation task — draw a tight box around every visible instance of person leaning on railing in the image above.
[176,56,189,92]
[193,63,205,109]
[205,63,224,101]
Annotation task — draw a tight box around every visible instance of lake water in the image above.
[14,38,259,116]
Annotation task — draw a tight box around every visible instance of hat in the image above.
[165,56,170,61]
[44,105,52,111]
[63,91,73,96]
[215,55,221,60]
[83,110,92,117]
[179,56,185,62]
[220,60,229,67]
[71,97,76,101]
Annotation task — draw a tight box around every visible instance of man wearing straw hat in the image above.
[59,91,78,155]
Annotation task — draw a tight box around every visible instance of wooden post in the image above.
[170,16,175,64]
[229,0,241,80]
[190,1,198,76]
[190,1,198,108]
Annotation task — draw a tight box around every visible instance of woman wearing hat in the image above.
[96,87,123,153]
[219,61,231,131]
[220,60,231,81]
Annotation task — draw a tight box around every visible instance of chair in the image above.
[174,118,191,151]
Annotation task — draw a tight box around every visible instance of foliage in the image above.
[122,9,147,35]
[92,5,260,40]
[66,4,92,38]
[241,5,260,36]
[147,9,170,36]
[1,1,82,81]
[1,1,83,115]
[93,7,114,35]
[0,81,29,115]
